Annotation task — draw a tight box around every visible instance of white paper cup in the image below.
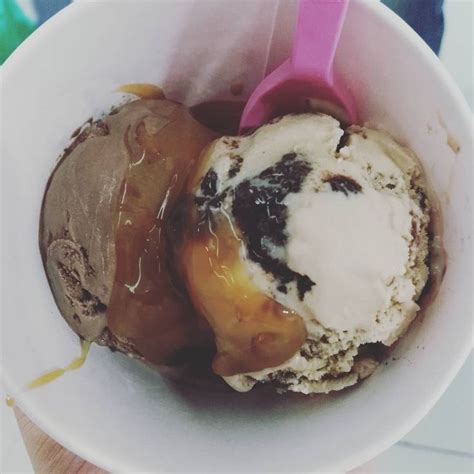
[1,1,472,472]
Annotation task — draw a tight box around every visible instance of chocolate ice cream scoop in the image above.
[40,98,216,364]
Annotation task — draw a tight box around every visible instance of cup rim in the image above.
[1,1,472,472]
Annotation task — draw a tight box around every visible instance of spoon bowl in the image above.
[240,0,357,131]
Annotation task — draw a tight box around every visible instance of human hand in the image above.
[14,407,106,474]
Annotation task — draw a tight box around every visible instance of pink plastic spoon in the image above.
[240,0,357,132]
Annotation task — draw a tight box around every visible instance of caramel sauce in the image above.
[106,103,216,365]
[37,84,447,388]
[26,340,91,390]
[107,88,307,375]
[176,207,307,377]
[118,83,166,100]
[6,339,91,407]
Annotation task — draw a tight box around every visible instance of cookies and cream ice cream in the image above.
[176,113,430,394]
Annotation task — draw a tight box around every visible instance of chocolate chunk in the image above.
[324,174,362,196]
[336,132,350,152]
[81,288,93,301]
[411,220,418,239]
[194,196,206,208]
[208,190,228,209]
[80,288,107,314]
[200,169,218,197]
[257,153,308,194]
[296,275,315,301]
[418,189,428,211]
[228,156,244,178]
[281,152,296,161]
[94,301,107,313]
[195,189,228,211]
[356,342,388,362]
[194,153,316,301]
[232,153,315,300]
[63,120,109,157]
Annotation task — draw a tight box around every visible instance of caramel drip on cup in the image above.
[6,339,91,407]
[118,83,165,100]
[26,340,91,390]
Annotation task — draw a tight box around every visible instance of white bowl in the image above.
[1,0,472,472]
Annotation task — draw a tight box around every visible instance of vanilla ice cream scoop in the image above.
[179,113,431,394]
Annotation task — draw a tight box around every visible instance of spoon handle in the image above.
[291,0,349,79]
